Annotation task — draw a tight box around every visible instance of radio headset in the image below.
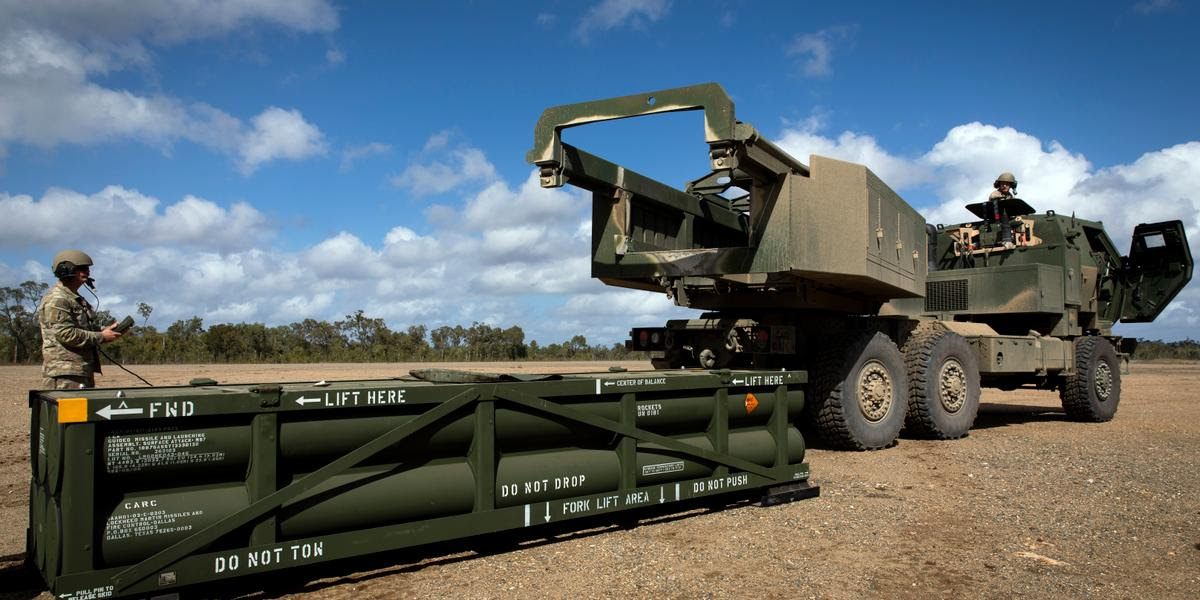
[53,259,94,289]
[55,260,154,386]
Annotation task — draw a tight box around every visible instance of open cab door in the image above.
[1121,220,1193,323]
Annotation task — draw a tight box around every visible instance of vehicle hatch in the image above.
[1121,220,1193,323]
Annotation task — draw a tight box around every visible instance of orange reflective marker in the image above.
[744,392,759,414]
[57,398,89,423]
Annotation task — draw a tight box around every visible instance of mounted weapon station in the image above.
[25,84,1190,598]
[528,82,1191,450]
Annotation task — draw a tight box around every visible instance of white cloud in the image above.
[574,0,672,43]
[917,127,1200,256]
[361,297,446,323]
[4,1,338,45]
[472,255,594,294]
[462,175,582,231]
[0,162,614,341]
[5,127,1198,343]
[777,114,934,189]
[0,185,268,251]
[0,1,336,173]
[237,107,328,174]
[422,131,452,153]
[208,300,260,323]
[774,116,1200,340]
[303,232,388,280]
[340,142,392,172]
[775,117,1200,254]
[325,47,345,66]
[0,261,21,284]
[921,123,1093,224]
[391,132,498,196]
[560,289,684,321]
[554,290,695,345]
[787,25,857,78]
[380,226,443,265]
[274,292,336,322]
[1134,0,1178,14]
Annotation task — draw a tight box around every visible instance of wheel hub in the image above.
[857,359,893,422]
[1094,361,1112,401]
[938,358,967,413]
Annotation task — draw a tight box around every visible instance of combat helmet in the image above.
[51,249,94,279]
[994,172,1018,191]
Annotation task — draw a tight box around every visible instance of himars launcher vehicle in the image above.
[23,84,1191,598]
[528,83,1193,450]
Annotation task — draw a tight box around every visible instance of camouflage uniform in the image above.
[37,282,103,389]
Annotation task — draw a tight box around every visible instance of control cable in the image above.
[82,283,155,387]
[98,347,154,387]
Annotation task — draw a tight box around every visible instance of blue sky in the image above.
[2,0,1198,344]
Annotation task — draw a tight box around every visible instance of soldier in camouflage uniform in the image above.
[986,172,1021,248]
[37,250,122,389]
[989,172,1017,200]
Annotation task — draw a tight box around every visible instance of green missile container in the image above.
[28,368,817,598]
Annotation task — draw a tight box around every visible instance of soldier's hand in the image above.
[100,322,123,343]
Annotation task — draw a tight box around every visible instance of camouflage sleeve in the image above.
[45,297,103,349]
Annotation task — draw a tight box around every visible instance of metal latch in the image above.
[538,165,565,188]
[251,384,282,407]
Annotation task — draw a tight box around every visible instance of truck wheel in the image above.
[902,327,980,439]
[1060,337,1121,421]
[808,331,907,450]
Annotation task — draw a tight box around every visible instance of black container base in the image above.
[759,480,821,506]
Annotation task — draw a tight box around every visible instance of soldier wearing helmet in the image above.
[36,250,123,389]
[990,172,1018,200]
[983,172,1023,248]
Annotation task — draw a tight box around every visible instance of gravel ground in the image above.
[1,361,1197,599]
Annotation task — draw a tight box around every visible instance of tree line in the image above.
[0,281,641,364]
[5,281,1200,365]
[1125,338,1200,361]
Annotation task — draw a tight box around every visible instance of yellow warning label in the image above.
[744,392,759,414]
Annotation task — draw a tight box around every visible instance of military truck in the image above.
[527,83,1193,450]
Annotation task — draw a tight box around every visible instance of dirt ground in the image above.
[1,361,1197,599]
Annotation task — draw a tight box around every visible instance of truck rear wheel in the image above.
[1060,337,1121,421]
[808,331,907,450]
[902,327,980,439]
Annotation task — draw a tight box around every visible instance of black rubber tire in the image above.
[902,326,980,439]
[807,331,907,450]
[1060,337,1121,422]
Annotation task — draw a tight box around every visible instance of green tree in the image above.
[294,318,347,361]
[567,334,588,358]
[430,325,452,360]
[501,325,528,360]
[0,281,48,363]
[137,302,153,326]
[165,317,206,362]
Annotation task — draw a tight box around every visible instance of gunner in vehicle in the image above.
[983,172,1023,248]
[989,172,1017,200]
